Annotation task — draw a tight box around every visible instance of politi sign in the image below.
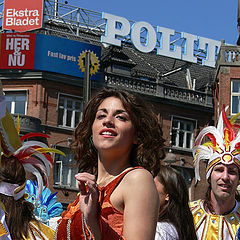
[101,13,221,67]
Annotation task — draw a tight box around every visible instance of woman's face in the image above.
[154,177,169,209]
[92,97,136,156]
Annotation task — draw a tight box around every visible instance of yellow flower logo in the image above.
[78,50,100,76]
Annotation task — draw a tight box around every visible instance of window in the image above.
[231,80,240,114]
[171,117,195,149]
[58,94,83,128]
[4,91,27,114]
[53,146,78,189]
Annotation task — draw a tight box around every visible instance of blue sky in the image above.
[65,0,238,45]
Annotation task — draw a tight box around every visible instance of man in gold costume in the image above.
[190,107,240,240]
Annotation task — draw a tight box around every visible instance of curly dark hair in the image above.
[71,88,165,177]
[156,166,197,240]
[0,155,35,239]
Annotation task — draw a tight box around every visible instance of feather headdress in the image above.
[25,180,63,225]
[193,106,240,182]
[11,132,65,201]
[0,86,65,201]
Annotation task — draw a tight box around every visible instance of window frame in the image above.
[53,145,78,190]
[231,79,240,115]
[54,160,63,185]
[57,93,83,129]
[3,89,28,115]
[170,115,197,150]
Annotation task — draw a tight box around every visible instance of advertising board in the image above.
[3,0,44,32]
[0,33,101,81]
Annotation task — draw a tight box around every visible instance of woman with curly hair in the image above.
[154,165,197,240]
[55,88,165,240]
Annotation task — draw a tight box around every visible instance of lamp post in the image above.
[83,51,91,107]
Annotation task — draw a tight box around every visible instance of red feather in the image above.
[233,124,240,129]
[25,148,54,166]
[206,133,216,147]
[235,142,240,149]
[222,107,235,141]
[42,152,54,166]
[20,133,50,141]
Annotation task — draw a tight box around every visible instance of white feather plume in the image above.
[195,126,224,149]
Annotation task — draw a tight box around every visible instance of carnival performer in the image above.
[0,93,11,240]
[0,155,56,240]
[55,88,165,240]
[190,106,240,240]
[0,82,64,239]
[154,165,197,240]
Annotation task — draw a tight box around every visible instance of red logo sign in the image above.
[3,0,44,32]
[0,33,35,69]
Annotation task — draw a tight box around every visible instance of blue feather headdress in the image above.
[25,180,63,225]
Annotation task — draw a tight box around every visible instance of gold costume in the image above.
[23,220,55,240]
[190,200,240,240]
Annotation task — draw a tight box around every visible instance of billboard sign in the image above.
[101,12,221,67]
[0,33,101,81]
[3,0,44,32]
[0,33,35,69]
[34,34,101,80]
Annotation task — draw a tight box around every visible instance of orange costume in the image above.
[55,167,140,240]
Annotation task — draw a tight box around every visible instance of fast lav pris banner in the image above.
[3,0,44,32]
[34,34,101,80]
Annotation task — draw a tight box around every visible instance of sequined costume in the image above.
[0,205,11,240]
[23,220,55,240]
[55,168,141,240]
[190,200,240,240]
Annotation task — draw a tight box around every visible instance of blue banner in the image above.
[34,34,101,81]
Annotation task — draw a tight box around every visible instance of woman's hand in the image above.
[75,172,98,220]
[75,172,101,240]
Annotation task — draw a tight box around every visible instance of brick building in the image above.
[215,40,240,117]
[0,2,220,206]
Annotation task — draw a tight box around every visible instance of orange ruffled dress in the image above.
[55,167,140,240]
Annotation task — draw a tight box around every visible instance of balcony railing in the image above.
[12,114,43,134]
[105,73,213,108]
[105,73,157,95]
[162,84,211,106]
[215,40,240,73]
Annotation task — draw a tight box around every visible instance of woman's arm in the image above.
[122,169,160,240]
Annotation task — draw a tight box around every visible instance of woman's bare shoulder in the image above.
[123,168,154,186]
[121,168,159,210]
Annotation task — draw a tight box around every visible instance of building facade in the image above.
[0,1,219,206]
